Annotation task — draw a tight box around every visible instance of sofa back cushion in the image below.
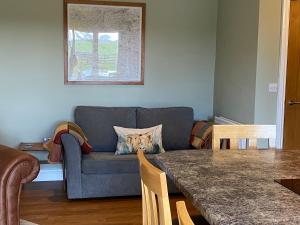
[75,106,137,152]
[136,107,194,150]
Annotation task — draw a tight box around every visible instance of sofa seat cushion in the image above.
[75,106,137,152]
[82,152,156,175]
[137,107,194,150]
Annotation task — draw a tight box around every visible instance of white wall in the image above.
[214,0,282,125]
[255,0,282,124]
[214,0,260,123]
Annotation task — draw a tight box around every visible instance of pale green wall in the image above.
[214,0,260,123]
[0,0,218,147]
[254,0,282,124]
[214,0,282,124]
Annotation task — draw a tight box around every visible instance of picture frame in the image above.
[64,0,146,85]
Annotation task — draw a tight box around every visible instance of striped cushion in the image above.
[190,121,213,149]
[52,122,92,154]
[45,122,92,163]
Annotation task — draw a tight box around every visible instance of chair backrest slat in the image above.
[248,139,257,150]
[212,125,276,150]
[137,150,172,225]
[230,139,239,149]
[176,201,194,225]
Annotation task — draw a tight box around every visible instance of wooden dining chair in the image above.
[212,125,276,150]
[176,201,194,225]
[137,150,172,225]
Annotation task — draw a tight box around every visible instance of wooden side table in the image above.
[19,142,43,151]
[19,142,65,190]
[19,142,49,164]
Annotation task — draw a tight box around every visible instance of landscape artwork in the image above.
[64,1,145,85]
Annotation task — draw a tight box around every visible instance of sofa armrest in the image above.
[0,145,39,225]
[61,134,83,199]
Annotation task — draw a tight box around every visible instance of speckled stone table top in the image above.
[155,150,300,225]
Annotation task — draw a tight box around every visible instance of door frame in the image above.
[276,0,291,149]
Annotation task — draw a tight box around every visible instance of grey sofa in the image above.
[61,106,195,199]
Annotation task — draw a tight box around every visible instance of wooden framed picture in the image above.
[64,0,146,85]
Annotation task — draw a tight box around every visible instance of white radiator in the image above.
[214,116,242,125]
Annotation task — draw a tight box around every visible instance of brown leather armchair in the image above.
[0,145,40,225]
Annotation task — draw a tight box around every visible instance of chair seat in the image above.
[82,152,156,174]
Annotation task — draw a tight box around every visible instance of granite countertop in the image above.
[155,150,300,225]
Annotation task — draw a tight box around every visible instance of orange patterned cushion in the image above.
[190,121,213,149]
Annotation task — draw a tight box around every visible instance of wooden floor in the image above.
[20,188,208,225]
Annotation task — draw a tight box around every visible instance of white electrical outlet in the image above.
[268,83,278,93]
